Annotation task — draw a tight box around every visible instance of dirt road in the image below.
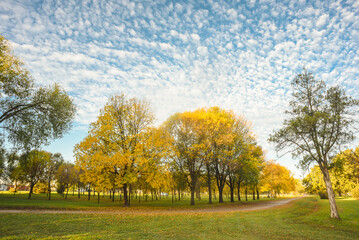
[0,198,300,215]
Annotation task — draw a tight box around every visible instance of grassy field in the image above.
[1,193,358,239]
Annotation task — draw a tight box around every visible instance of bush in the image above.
[318,191,328,199]
[34,182,47,194]
[351,185,359,199]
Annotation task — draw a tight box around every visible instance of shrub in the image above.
[318,191,328,199]
[34,182,47,194]
[351,185,359,199]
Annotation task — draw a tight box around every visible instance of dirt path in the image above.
[0,198,301,215]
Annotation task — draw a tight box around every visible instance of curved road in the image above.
[0,198,301,215]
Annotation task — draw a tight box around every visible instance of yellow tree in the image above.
[164,111,207,205]
[75,94,158,206]
[203,107,254,203]
[260,160,296,197]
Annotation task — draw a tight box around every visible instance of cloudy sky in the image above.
[1,0,358,177]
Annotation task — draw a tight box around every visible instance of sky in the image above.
[0,0,358,178]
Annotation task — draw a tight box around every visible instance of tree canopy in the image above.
[0,35,76,150]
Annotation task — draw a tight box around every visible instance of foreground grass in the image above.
[0,197,358,239]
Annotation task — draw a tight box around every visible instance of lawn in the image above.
[0,194,358,239]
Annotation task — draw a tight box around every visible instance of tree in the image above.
[302,165,326,194]
[74,94,158,206]
[205,107,237,204]
[4,152,22,192]
[0,147,5,180]
[260,160,296,197]
[232,143,264,201]
[19,150,49,199]
[56,162,76,199]
[269,69,358,219]
[333,147,359,186]
[164,111,206,205]
[0,35,76,150]
[43,153,64,200]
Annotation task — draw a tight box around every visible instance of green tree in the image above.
[302,165,326,194]
[4,152,22,192]
[0,35,76,150]
[43,153,64,200]
[269,69,358,219]
[56,162,76,199]
[19,150,50,199]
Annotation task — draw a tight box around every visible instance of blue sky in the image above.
[1,0,358,178]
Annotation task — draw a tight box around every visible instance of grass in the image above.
[0,193,358,239]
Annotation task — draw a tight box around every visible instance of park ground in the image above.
[0,192,358,239]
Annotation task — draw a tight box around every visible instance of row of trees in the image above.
[74,94,297,206]
[1,150,79,199]
[0,34,295,205]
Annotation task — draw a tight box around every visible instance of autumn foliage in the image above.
[74,94,298,206]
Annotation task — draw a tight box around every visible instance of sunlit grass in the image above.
[0,197,358,239]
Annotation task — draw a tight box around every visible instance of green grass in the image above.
[0,195,358,239]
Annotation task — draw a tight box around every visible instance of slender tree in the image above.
[269,69,358,219]
[44,153,64,200]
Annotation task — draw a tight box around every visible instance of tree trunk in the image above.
[178,188,181,201]
[230,185,234,202]
[78,186,80,199]
[245,186,248,201]
[48,182,51,200]
[256,186,259,200]
[190,187,195,205]
[123,184,129,206]
[97,192,100,204]
[65,187,69,200]
[88,188,90,201]
[321,166,341,219]
[218,186,224,203]
[28,183,34,199]
[253,188,255,200]
[206,164,212,204]
[237,181,241,201]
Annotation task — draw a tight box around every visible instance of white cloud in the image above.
[316,14,329,28]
